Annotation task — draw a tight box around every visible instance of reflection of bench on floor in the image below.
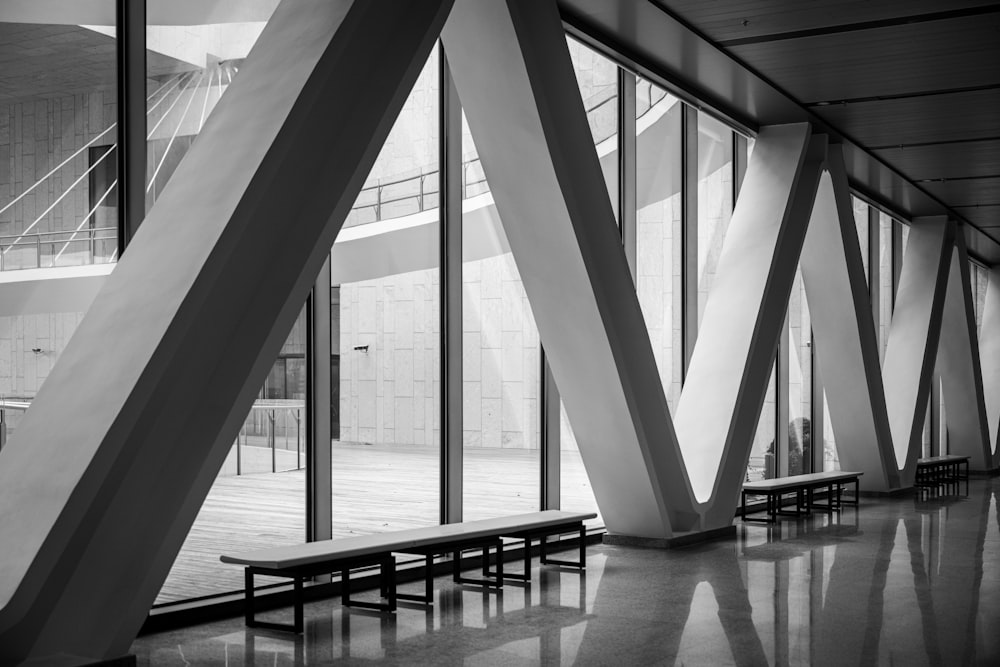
[741,471,862,524]
[741,522,860,561]
[220,510,595,633]
[915,455,970,487]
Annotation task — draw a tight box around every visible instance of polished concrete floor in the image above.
[132,477,1000,666]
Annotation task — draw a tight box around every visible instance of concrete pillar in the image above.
[937,231,992,470]
[979,265,1000,467]
[442,0,695,538]
[0,0,453,661]
[799,147,898,491]
[678,125,826,529]
[883,217,952,484]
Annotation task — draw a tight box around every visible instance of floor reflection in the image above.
[133,478,1000,666]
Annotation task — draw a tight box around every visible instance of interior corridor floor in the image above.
[131,477,1000,666]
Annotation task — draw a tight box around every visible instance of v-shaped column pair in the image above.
[444,0,994,539]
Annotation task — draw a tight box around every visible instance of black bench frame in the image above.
[238,519,590,632]
[741,476,860,524]
[485,521,588,582]
[245,553,396,634]
[915,456,970,488]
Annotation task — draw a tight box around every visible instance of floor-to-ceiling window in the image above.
[148,1,291,604]
[554,39,621,526]
[460,107,541,520]
[696,113,734,329]
[635,78,682,412]
[787,271,812,476]
[157,307,307,604]
[878,212,894,361]
[330,45,441,534]
[0,6,119,443]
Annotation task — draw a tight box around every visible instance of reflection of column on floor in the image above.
[305,611,336,666]
[903,515,943,665]
[243,632,304,667]
[337,608,397,661]
[926,486,993,664]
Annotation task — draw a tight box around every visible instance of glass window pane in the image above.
[748,365,777,481]
[787,270,811,475]
[878,213,893,361]
[461,110,540,520]
[974,263,988,336]
[0,11,119,435]
[823,391,839,471]
[852,197,869,283]
[0,13,118,270]
[696,113,734,328]
[635,78,682,411]
[330,45,441,534]
[567,38,618,220]
[560,401,601,527]
[146,2,277,209]
[158,306,307,604]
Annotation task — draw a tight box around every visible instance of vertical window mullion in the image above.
[115,0,146,254]
[440,48,463,524]
[680,105,699,380]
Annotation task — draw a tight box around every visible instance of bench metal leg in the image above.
[453,543,504,589]
[342,557,397,613]
[398,553,435,605]
[244,567,304,634]
[541,525,587,569]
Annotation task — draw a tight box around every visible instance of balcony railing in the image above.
[0,73,670,272]
[0,227,117,272]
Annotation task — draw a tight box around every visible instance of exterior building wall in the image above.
[0,93,117,241]
[339,268,441,448]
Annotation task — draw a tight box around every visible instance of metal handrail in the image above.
[0,226,116,272]
[0,75,669,272]
[349,80,668,226]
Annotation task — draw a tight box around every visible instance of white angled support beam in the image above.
[0,0,453,662]
[883,217,952,482]
[800,148,898,491]
[442,0,697,537]
[677,124,825,527]
[980,265,1000,467]
[937,231,992,470]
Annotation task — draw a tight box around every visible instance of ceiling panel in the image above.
[813,89,1000,148]
[920,177,1000,206]
[0,23,192,107]
[727,15,1000,103]
[873,139,1000,181]
[655,1,998,44]
[958,205,1000,229]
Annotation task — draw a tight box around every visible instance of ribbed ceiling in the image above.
[654,0,1000,246]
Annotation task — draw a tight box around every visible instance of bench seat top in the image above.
[220,510,596,570]
[917,455,970,465]
[743,470,863,493]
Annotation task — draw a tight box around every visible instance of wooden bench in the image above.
[220,510,595,633]
[916,455,970,487]
[741,471,862,524]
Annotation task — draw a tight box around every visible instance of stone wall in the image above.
[0,91,117,242]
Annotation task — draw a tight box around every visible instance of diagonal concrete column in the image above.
[681,125,827,528]
[883,217,953,484]
[441,0,697,537]
[799,147,898,491]
[0,0,453,662]
[937,230,992,470]
[979,265,1000,467]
